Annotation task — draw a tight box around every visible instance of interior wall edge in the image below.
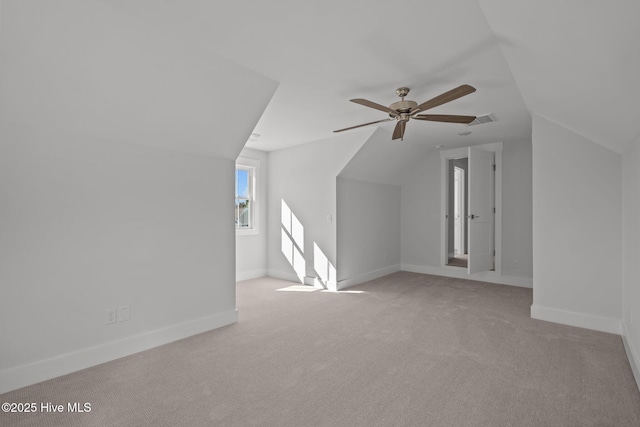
[336,264,401,291]
[236,270,268,282]
[622,323,640,393]
[266,269,302,284]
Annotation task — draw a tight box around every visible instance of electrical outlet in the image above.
[105,309,116,325]
[117,305,130,322]
[512,259,519,269]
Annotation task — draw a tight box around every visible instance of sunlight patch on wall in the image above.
[281,199,304,249]
[313,242,337,291]
[280,200,344,291]
[281,200,306,282]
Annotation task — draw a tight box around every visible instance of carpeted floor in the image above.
[2,272,639,426]
[447,254,468,268]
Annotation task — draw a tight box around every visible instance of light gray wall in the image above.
[266,133,365,287]
[622,132,640,385]
[236,148,268,281]
[0,0,277,394]
[336,178,401,283]
[400,151,442,268]
[531,114,622,332]
[502,137,533,278]
[0,123,237,393]
[400,138,533,282]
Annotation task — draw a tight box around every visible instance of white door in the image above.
[467,147,494,274]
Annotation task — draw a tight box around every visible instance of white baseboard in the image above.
[401,263,533,288]
[530,304,621,335]
[0,309,238,395]
[236,269,267,282]
[622,322,640,392]
[265,270,337,289]
[266,269,303,284]
[336,264,401,290]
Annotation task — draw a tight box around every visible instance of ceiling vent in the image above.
[467,113,496,126]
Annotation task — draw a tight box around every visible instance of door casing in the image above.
[440,142,503,277]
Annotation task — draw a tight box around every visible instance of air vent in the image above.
[467,114,496,126]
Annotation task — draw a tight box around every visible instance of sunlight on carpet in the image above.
[276,284,364,294]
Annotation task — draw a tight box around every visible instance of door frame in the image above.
[453,166,465,256]
[440,142,503,277]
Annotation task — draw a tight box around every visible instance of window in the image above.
[235,157,259,234]
[235,166,253,229]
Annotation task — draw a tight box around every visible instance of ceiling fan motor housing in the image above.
[390,87,417,115]
[389,100,418,115]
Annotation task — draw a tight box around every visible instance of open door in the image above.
[467,147,494,274]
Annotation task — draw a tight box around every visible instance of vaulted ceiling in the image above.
[2,1,639,156]
[103,0,531,152]
[479,0,640,154]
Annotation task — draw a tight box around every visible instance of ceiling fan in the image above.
[334,84,477,141]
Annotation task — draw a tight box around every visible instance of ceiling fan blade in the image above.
[410,84,476,115]
[392,121,407,140]
[350,98,399,117]
[413,114,476,124]
[333,118,394,133]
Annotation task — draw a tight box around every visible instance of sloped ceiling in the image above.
[99,0,531,152]
[0,0,278,159]
[2,1,637,157]
[478,0,640,153]
[338,127,433,186]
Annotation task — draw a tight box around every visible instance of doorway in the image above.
[448,161,468,268]
[440,143,503,276]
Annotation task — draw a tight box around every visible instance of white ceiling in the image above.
[101,0,532,152]
[4,1,639,156]
[0,0,278,160]
[479,0,640,154]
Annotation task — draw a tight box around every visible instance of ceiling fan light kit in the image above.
[334,84,477,141]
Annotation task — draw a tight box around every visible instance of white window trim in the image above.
[236,157,260,236]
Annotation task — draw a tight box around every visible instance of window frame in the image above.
[235,157,260,236]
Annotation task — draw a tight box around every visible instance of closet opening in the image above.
[440,143,503,276]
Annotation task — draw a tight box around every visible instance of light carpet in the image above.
[1,272,639,426]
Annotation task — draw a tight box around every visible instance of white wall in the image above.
[336,178,401,287]
[531,114,622,333]
[622,133,640,386]
[400,150,442,268]
[400,138,533,285]
[0,0,277,393]
[502,137,533,278]
[266,133,366,288]
[236,148,268,281]
[0,124,237,393]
